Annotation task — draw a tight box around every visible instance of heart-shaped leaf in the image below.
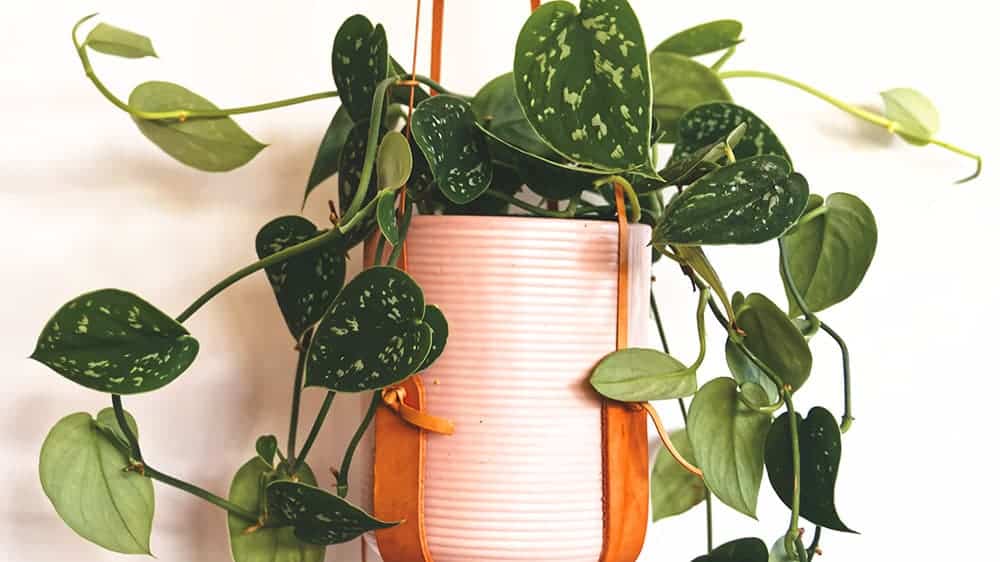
[654,20,744,58]
[654,156,808,247]
[765,407,856,533]
[513,0,655,175]
[650,52,732,143]
[687,377,772,518]
[40,409,154,554]
[781,192,877,317]
[85,23,157,58]
[590,348,697,402]
[129,81,266,172]
[669,102,790,167]
[331,15,389,122]
[338,119,384,247]
[693,537,768,562]
[228,458,324,562]
[255,435,278,467]
[411,95,494,204]
[266,481,396,545]
[419,304,448,371]
[31,289,199,394]
[255,216,346,340]
[304,106,354,207]
[732,293,812,392]
[651,428,705,520]
[472,73,553,157]
[306,267,432,392]
[881,87,939,145]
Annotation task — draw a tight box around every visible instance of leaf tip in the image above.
[954,155,982,184]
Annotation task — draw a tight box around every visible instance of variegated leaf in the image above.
[669,102,790,167]
[411,95,493,204]
[331,15,390,122]
[266,481,396,545]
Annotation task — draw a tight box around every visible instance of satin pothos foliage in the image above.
[34,3,979,561]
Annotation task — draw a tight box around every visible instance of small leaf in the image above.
[765,407,856,533]
[654,20,744,57]
[669,102,790,167]
[881,87,939,145]
[781,193,878,317]
[85,23,157,58]
[687,378,771,518]
[94,407,138,453]
[411,95,493,203]
[654,157,808,247]
[472,73,553,156]
[725,339,780,404]
[650,52,732,143]
[733,293,812,392]
[31,289,199,394]
[304,107,354,207]
[659,123,746,187]
[651,429,705,520]
[255,216,346,340]
[338,119,383,247]
[331,15,390,121]
[376,191,400,246]
[267,481,396,545]
[513,0,656,174]
[376,131,413,191]
[693,537,768,562]
[419,304,448,371]
[39,410,154,554]
[306,267,432,392]
[255,436,278,467]
[590,348,697,402]
[768,537,798,562]
[129,81,266,172]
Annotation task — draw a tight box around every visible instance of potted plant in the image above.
[32,2,980,562]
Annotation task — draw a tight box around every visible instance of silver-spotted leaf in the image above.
[255,216,346,340]
[472,73,553,157]
[653,20,743,57]
[31,289,199,394]
[733,293,812,392]
[411,95,493,204]
[129,81,266,172]
[255,435,279,467]
[881,87,939,145]
[266,481,396,545]
[419,304,448,371]
[650,52,732,143]
[651,429,705,520]
[669,102,790,167]
[331,15,390,122]
[85,23,157,58]
[693,538,769,562]
[590,348,696,402]
[513,0,655,174]
[338,119,384,247]
[306,267,431,392]
[304,107,353,207]
[39,410,154,554]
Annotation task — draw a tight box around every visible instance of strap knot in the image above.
[381,384,455,435]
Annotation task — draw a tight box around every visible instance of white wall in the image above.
[2,1,996,561]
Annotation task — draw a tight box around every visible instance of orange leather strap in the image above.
[382,386,455,435]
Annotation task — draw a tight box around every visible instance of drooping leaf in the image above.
[376,191,400,246]
[472,73,553,156]
[781,193,878,317]
[881,87,939,145]
[513,0,656,174]
[338,119,383,247]
[255,436,278,467]
[304,107,353,207]
[411,95,493,204]
[651,429,705,520]
[659,123,746,187]
[653,20,743,57]
[590,348,697,402]
[732,293,812,392]
[654,157,808,247]
[39,410,154,554]
[693,537,768,562]
[266,481,396,545]
[419,305,448,371]
[765,408,856,533]
[669,102,790,167]
[687,378,771,518]
[306,267,432,392]
[650,52,732,143]
[675,245,735,322]
[255,216,346,340]
[129,81,266,172]
[331,15,390,121]
[228,458,324,562]
[85,23,157,58]
[31,289,199,394]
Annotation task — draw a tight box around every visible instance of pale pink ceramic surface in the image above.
[361,215,651,562]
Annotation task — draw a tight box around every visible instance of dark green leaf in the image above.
[255,436,278,467]
[411,95,493,203]
[781,193,877,317]
[881,87,939,145]
[402,127,437,202]
[389,57,430,105]
[733,293,812,391]
[129,81,266,172]
[376,191,400,246]
[31,289,199,394]
[331,15,389,121]
[438,163,522,216]
[651,429,705,520]
[669,102,790,167]
[255,217,346,340]
[472,73,553,156]
[659,123,746,187]
[480,125,601,200]
[654,20,743,57]
[765,408,856,533]
[266,481,396,545]
[693,537,768,562]
[304,107,353,207]
[513,0,656,174]
[590,348,696,402]
[306,267,431,392]
[419,305,448,371]
[85,23,157,58]
[39,410,154,554]
[338,119,383,247]
[650,52,732,143]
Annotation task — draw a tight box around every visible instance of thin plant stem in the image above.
[286,329,313,466]
[807,526,822,561]
[593,175,641,222]
[819,321,854,433]
[386,200,414,267]
[779,238,819,337]
[710,46,737,71]
[705,492,714,552]
[290,391,336,475]
[650,290,671,354]
[341,77,395,221]
[337,392,380,498]
[641,403,702,478]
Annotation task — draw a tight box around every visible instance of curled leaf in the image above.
[85,23,156,58]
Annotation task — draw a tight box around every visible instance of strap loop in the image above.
[382,385,455,435]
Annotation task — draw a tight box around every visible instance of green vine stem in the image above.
[819,321,854,433]
[290,391,336,475]
[286,329,314,467]
[717,69,982,183]
[806,526,822,561]
[593,175,642,222]
[337,392,380,498]
[778,238,819,337]
[705,492,714,552]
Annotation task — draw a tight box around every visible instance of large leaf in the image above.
[256,217,346,340]
[331,15,389,122]
[687,378,771,518]
[781,192,878,317]
[85,23,157,58]
[733,293,812,392]
[39,409,154,554]
[513,0,655,174]
[651,429,705,520]
[881,87,939,145]
[765,407,856,533]
[411,95,493,204]
[693,538,768,562]
[669,102,790,167]
[650,52,731,143]
[304,107,353,206]
[654,20,743,58]
[338,119,383,247]
[228,458,324,562]
[266,481,396,545]
[306,267,432,392]
[654,156,808,246]
[31,289,199,394]
[129,81,266,172]
[590,348,696,402]
[472,73,553,156]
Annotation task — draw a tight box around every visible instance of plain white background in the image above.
[2,1,996,560]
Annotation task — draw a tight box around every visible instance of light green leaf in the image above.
[669,102,790,167]
[331,15,390,122]
[651,429,705,520]
[513,0,655,174]
[129,81,266,172]
[255,436,278,467]
[85,23,157,58]
[419,304,448,371]
[881,87,939,145]
[590,348,697,402]
[781,193,877,317]
[376,131,413,191]
[687,378,771,519]
[304,107,353,207]
[39,410,154,554]
[93,407,138,452]
[733,293,812,392]
[472,73,553,156]
[650,52,732,143]
[266,481,396,545]
[653,20,743,57]
[694,538,769,562]
[725,340,780,404]
[31,289,199,394]
[768,537,798,562]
